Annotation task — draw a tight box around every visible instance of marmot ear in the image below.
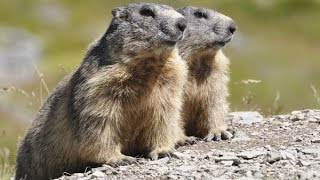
[112,7,127,19]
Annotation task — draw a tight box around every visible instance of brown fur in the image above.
[15,3,187,179]
[176,6,236,141]
[183,50,230,138]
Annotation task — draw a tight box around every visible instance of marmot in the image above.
[176,7,236,141]
[15,3,188,180]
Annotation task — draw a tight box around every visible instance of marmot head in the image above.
[176,6,236,58]
[100,3,186,58]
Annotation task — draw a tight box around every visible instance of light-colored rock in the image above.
[91,171,105,178]
[302,148,320,157]
[311,139,320,143]
[267,152,281,163]
[228,111,264,125]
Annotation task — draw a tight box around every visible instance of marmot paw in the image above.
[204,128,235,142]
[175,136,199,148]
[147,149,179,160]
[107,156,141,167]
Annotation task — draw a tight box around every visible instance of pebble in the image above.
[174,152,192,160]
[220,160,234,166]
[297,160,319,166]
[267,152,281,164]
[232,130,251,141]
[237,150,266,159]
[91,171,105,178]
[299,170,320,180]
[311,139,320,143]
[302,148,320,157]
[280,150,296,161]
[149,157,170,165]
[215,155,241,165]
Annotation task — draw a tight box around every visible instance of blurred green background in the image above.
[0,0,320,178]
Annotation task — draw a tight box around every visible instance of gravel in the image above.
[55,109,320,180]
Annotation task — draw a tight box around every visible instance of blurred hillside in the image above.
[0,0,320,178]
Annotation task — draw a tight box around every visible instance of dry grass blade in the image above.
[33,64,50,95]
[0,148,14,180]
[310,84,320,107]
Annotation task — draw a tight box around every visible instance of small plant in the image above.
[310,84,320,107]
[269,91,284,115]
[237,79,285,115]
[238,79,262,112]
[0,147,14,180]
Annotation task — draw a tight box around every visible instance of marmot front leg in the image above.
[203,104,234,141]
[204,128,234,142]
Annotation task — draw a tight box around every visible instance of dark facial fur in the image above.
[177,6,236,58]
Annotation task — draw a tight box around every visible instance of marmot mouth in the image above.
[214,36,233,48]
[216,41,226,47]
[165,40,177,47]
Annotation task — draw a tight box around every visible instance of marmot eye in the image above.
[194,12,208,19]
[140,8,155,18]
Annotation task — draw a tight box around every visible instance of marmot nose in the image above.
[228,21,237,34]
[176,18,187,33]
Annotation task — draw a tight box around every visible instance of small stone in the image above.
[118,166,128,171]
[232,130,251,141]
[91,171,105,178]
[237,150,266,159]
[274,115,286,119]
[245,170,252,177]
[308,118,319,123]
[297,114,305,120]
[73,173,84,178]
[149,157,170,165]
[267,152,281,164]
[176,165,197,172]
[311,139,320,143]
[314,116,320,120]
[297,160,319,167]
[215,156,241,166]
[279,146,287,150]
[264,145,273,151]
[220,160,234,166]
[302,148,320,157]
[77,177,91,180]
[280,151,296,161]
[253,171,264,178]
[106,170,113,175]
[291,110,301,115]
[174,152,192,160]
[218,151,236,156]
[167,174,178,179]
[298,170,320,180]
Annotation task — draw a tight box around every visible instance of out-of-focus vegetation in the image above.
[1,0,320,178]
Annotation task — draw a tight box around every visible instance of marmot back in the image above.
[177,6,236,141]
[15,3,187,180]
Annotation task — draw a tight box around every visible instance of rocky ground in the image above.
[56,109,320,180]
